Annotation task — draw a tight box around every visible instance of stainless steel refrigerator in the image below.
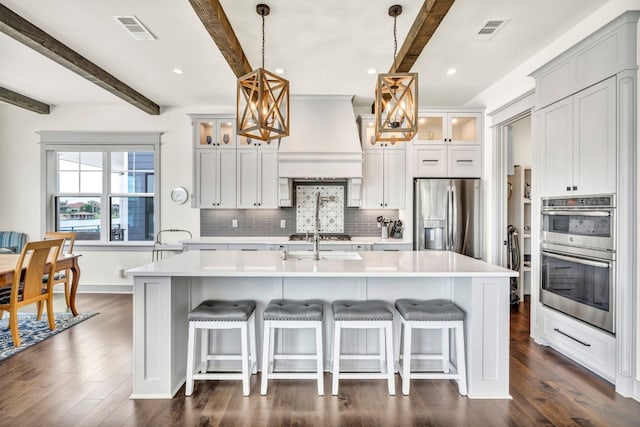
[413,178,481,258]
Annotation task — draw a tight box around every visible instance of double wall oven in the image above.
[540,195,615,333]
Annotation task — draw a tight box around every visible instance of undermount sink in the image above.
[285,250,362,261]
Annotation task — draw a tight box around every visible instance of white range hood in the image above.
[278,95,362,179]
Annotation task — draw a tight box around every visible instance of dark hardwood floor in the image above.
[0,294,638,426]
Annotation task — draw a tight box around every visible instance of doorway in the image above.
[506,115,532,304]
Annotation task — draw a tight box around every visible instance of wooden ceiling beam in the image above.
[0,86,50,114]
[0,4,160,115]
[392,0,456,73]
[188,0,252,78]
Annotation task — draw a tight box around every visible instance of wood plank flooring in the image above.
[0,294,638,426]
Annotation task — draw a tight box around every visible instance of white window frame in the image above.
[40,131,162,250]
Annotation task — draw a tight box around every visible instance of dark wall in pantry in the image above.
[200,207,398,237]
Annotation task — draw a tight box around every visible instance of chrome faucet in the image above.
[313,191,336,260]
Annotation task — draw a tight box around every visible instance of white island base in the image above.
[127,250,516,399]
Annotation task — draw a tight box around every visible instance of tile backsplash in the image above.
[201,207,397,237]
[295,184,344,233]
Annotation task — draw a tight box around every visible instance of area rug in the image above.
[0,311,98,362]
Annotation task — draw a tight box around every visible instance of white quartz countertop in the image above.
[127,250,517,278]
[182,236,413,245]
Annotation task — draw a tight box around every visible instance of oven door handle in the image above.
[541,251,611,269]
[543,210,610,217]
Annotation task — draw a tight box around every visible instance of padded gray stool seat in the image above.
[395,298,467,396]
[186,300,257,396]
[331,300,395,395]
[261,299,324,395]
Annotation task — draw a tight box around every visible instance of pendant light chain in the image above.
[261,13,265,69]
[392,13,398,73]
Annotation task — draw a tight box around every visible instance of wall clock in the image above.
[170,187,188,204]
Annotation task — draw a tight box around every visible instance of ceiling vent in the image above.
[114,16,156,41]
[474,19,509,41]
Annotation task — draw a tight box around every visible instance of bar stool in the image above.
[331,300,395,395]
[395,298,467,395]
[261,299,324,395]
[185,299,257,396]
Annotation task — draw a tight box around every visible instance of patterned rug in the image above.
[0,312,98,362]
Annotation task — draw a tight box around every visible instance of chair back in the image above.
[12,239,63,302]
[0,231,28,254]
[43,231,76,255]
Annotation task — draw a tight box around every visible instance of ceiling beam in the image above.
[188,0,252,78]
[0,86,50,114]
[392,0,456,73]
[0,4,160,115]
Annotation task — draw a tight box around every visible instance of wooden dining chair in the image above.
[0,239,63,347]
[43,231,76,310]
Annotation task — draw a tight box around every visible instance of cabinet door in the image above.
[217,119,236,148]
[414,145,447,177]
[257,150,278,208]
[383,149,406,209]
[539,98,573,196]
[196,150,217,207]
[448,145,482,178]
[217,149,237,208]
[415,113,446,143]
[361,150,384,208]
[195,118,236,148]
[448,113,481,144]
[236,149,258,208]
[573,76,616,195]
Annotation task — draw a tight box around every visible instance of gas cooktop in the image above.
[288,233,351,241]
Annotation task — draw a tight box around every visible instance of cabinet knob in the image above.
[572,186,578,191]
[258,202,261,206]
[380,203,383,207]
[253,202,257,206]
[384,203,388,207]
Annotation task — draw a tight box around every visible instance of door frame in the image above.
[487,90,535,268]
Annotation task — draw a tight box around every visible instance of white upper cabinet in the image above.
[415,112,481,145]
[357,114,405,150]
[357,115,406,209]
[236,148,278,208]
[361,148,406,209]
[191,115,236,148]
[190,114,237,208]
[538,77,616,196]
[196,149,236,208]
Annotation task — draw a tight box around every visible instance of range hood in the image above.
[278,95,362,179]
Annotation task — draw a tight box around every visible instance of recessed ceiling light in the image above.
[418,118,426,124]
[275,68,285,74]
[367,68,377,75]
[173,68,184,75]
[446,68,457,75]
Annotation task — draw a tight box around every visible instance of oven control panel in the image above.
[543,195,614,208]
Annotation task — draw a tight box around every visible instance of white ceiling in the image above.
[0,0,609,112]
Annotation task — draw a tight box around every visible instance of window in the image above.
[41,132,161,245]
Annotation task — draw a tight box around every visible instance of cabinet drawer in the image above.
[227,244,274,251]
[448,145,481,178]
[414,146,446,177]
[541,307,615,381]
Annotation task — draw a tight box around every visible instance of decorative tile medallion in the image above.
[296,185,344,233]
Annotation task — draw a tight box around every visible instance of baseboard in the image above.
[54,284,133,294]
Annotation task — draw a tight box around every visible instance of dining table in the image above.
[0,253,82,315]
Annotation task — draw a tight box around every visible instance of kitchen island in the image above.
[127,250,516,399]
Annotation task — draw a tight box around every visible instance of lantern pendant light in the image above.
[374,4,418,143]
[237,3,289,142]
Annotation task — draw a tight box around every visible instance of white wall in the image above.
[0,103,231,290]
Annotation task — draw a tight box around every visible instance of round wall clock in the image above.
[170,187,188,204]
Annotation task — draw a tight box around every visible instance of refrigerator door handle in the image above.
[446,185,452,251]
[451,183,458,252]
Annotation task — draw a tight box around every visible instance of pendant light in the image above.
[374,5,418,143]
[237,3,289,142]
